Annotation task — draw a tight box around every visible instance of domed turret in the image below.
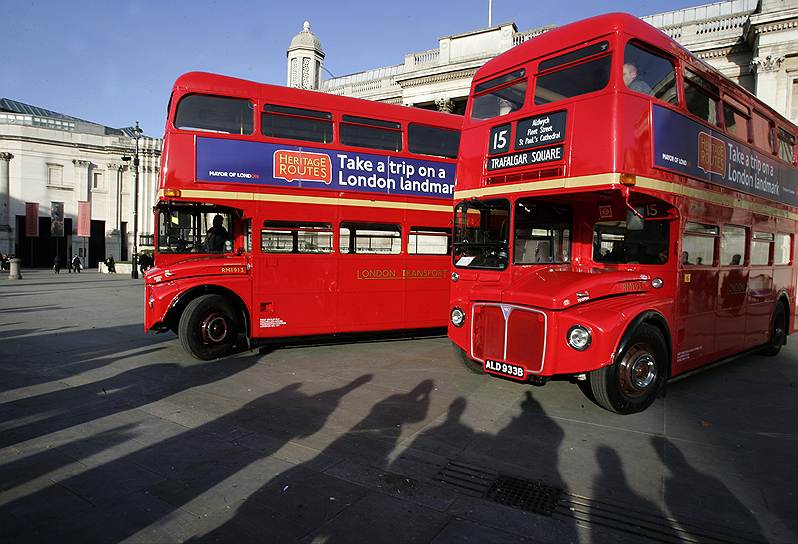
[287,21,325,90]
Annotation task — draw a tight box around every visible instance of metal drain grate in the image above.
[434,460,497,497]
[485,475,562,516]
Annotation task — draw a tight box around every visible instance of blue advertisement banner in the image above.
[652,104,798,207]
[195,137,455,200]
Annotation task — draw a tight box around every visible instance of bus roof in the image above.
[171,71,463,129]
[473,12,795,130]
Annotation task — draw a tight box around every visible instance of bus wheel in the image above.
[760,304,787,356]
[587,324,665,414]
[178,294,239,360]
[452,343,485,374]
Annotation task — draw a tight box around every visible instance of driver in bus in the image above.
[204,215,229,252]
[623,63,653,95]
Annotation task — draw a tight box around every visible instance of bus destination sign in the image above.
[195,137,455,199]
[515,110,567,150]
[486,145,564,171]
[652,104,798,207]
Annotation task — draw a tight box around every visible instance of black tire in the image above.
[760,303,787,356]
[587,324,666,414]
[452,342,485,374]
[178,294,240,360]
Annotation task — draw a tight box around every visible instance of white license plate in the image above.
[485,359,525,379]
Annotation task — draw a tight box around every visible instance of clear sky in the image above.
[1,0,704,136]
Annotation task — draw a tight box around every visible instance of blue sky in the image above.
[1,0,703,136]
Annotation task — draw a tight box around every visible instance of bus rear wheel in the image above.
[452,343,485,374]
[587,324,666,414]
[760,303,787,356]
[178,294,240,360]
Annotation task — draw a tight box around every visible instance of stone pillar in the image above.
[751,54,787,114]
[435,98,454,113]
[72,159,91,202]
[8,258,22,280]
[0,152,13,255]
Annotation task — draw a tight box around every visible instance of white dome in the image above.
[288,21,323,53]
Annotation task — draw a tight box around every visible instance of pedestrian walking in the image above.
[53,254,61,274]
[72,255,82,273]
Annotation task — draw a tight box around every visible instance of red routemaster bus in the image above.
[145,72,460,359]
[448,13,798,413]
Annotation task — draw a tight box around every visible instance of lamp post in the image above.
[121,121,143,279]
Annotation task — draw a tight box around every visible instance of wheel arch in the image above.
[165,285,250,337]
[776,291,791,336]
[616,310,672,377]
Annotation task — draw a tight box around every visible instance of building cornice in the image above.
[398,68,480,89]
[0,135,160,157]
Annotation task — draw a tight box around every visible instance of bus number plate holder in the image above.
[485,360,525,380]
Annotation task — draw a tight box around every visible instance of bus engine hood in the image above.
[144,256,248,285]
[501,268,656,310]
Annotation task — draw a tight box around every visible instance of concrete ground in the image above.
[1,270,796,543]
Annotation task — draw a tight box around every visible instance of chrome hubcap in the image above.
[619,344,657,398]
[200,312,228,344]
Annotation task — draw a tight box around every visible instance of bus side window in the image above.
[408,124,460,159]
[262,104,333,144]
[778,128,796,164]
[623,42,677,104]
[340,116,402,152]
[339,222,401,254]
[752,111,774,153]
[751,232,774,266]
[682,222,718,266]
[408,227,451,255]
[261,221,333,253]
[775,233,792,265]
[684,70,720,126]
[174,94,254,135]
[721,224,746,266]
[722,97,750,141]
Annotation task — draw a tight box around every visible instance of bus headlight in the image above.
[451,307,466,328]
[567,325,591,351]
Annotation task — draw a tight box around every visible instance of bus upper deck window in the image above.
[174,94,254,135]
[471,69,526,121]
[340,116,402,152]
[623,43,677,104]
[534,43,611,106]
[778,128,795,164]
[684,70,720,126]
[262,104,333,143]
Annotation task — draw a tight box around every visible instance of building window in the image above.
[47,164,64,186]
[92,171,104,190]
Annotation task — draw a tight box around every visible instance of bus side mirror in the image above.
[626,207,645,231]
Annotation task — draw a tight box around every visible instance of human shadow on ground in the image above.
[0,375,372,543]
[652,436,767,543]
[191,380,434,543]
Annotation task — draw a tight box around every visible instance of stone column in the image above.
[435,98,454,113]
[751,54,787,114]
[72,159,91,202]
[0,152,13,255]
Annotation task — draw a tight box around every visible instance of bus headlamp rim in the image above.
[567,325,592,351]
[451,307,466,327]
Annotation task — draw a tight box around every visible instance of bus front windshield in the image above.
[157,204,237,254]
[454,199,510,269]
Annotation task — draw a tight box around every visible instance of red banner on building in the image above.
[77,201,91,237]
[25,202,39,237]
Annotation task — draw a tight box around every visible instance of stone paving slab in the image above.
[1,270,797,543]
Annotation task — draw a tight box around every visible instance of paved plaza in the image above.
[1,270,796,543]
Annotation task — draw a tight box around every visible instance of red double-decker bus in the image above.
[448,13,798,413]
[145,72,460,360]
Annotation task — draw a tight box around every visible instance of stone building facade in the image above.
[289,0,798,123]
[0,99,161,268]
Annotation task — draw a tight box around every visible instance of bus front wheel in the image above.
[587,324,666,414]
[178,294,240,360]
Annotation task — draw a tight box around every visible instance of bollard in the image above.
[8,258,22,280]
